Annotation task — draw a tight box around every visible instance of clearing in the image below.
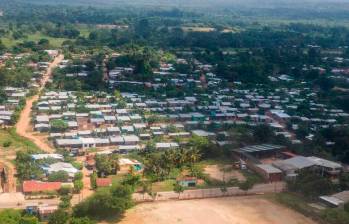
[118,196,317,224]
[204,164,246,182]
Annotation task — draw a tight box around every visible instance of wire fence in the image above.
[133,182,286,202]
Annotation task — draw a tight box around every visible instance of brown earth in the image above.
[118,196,317,224]
[204,164,246,182]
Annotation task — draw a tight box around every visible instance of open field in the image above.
[0,26,91,48]
[204,164,246,182]
[1,33,68,48]
[0,128,41,154]
[118,196,317,224]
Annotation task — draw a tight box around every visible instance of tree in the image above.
[188,135,215,158]
[48,171,69,182]
[173,182,184,199]
[287,170,334,199]
[321,208,349,224]
[90,171,97,189]
[73,184,133,219]
[0,209,21,224]
[140,180,151,200]
[19,216,39,224]
[58,195,72,210]
[339,173,349,191]
[121,174,141,191]
[16,151,43,180]
[238,180,254,193]
[74,179,84,193]
[48,209,69,224]
[253,124,274,143]
[95,154,119,177]
[70,217,95,224]
[74,172,83,181]
[50,119,68,132]
[113,90,122,100]
[344,202,349,213]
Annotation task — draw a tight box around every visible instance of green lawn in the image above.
[151,179,176,192]
[0,128,41,153]
[1,32,69,48]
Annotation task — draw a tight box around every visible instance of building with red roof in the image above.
[96,178,112,188]
[23,180,61,194]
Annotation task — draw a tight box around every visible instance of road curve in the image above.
[15,54,64,153]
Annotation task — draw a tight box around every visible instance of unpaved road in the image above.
[119,196,317,224]
[16,54,64,153]
[0,158,16,193]
[72,156,94,204]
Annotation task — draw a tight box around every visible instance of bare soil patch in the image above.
[118,196,317,224]
[204,164,246,182]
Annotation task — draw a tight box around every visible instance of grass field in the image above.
[0,128,41,154]
[1,25,91,48]
[1,32,68,48]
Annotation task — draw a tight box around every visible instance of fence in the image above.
[133,181,286,202]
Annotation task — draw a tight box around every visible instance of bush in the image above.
[48,209,69,224]
[321,208,349,224]
[74,172,83,181]
[70,217,95,224]
[287,170,334,199]
[0,209,39,224]
[2,140,12,148]
[48,171,69,182]
[73,184,133,219]
[50,119,68,132]
[58,186,72,196]
[344,202,349,213]
[74,180,84,193]
[72,162,83,170]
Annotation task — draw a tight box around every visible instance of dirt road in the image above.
[72,156,94,204]
[119,196,317,224]
[16,54,64,153]
[0,158,17,193]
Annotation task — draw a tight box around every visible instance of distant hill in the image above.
[12,0,349,9]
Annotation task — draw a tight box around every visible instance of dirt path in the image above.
[0,159,17,193]
[119,196,317,224]
[72,156,94,204]
[15,54,64,153]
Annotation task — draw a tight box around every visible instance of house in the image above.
[307,156,342,178]
[42,162,79,178]
[119,158,142,173]
[55,139,83,149]
[23,180,62,194]
[123,135,140,145]
[320,191,349,208]
[34,123,50,132]
[255,164,283,182]
[192,130,216,139]
[31,154,64,161]
[156,142,179,150]
[177,176,197,187]
[273,156,316,178]
[273,156,342,179]
[38,205,58,220]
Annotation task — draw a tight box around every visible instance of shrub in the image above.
[48,171,69,182]
[2,140,12,148]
